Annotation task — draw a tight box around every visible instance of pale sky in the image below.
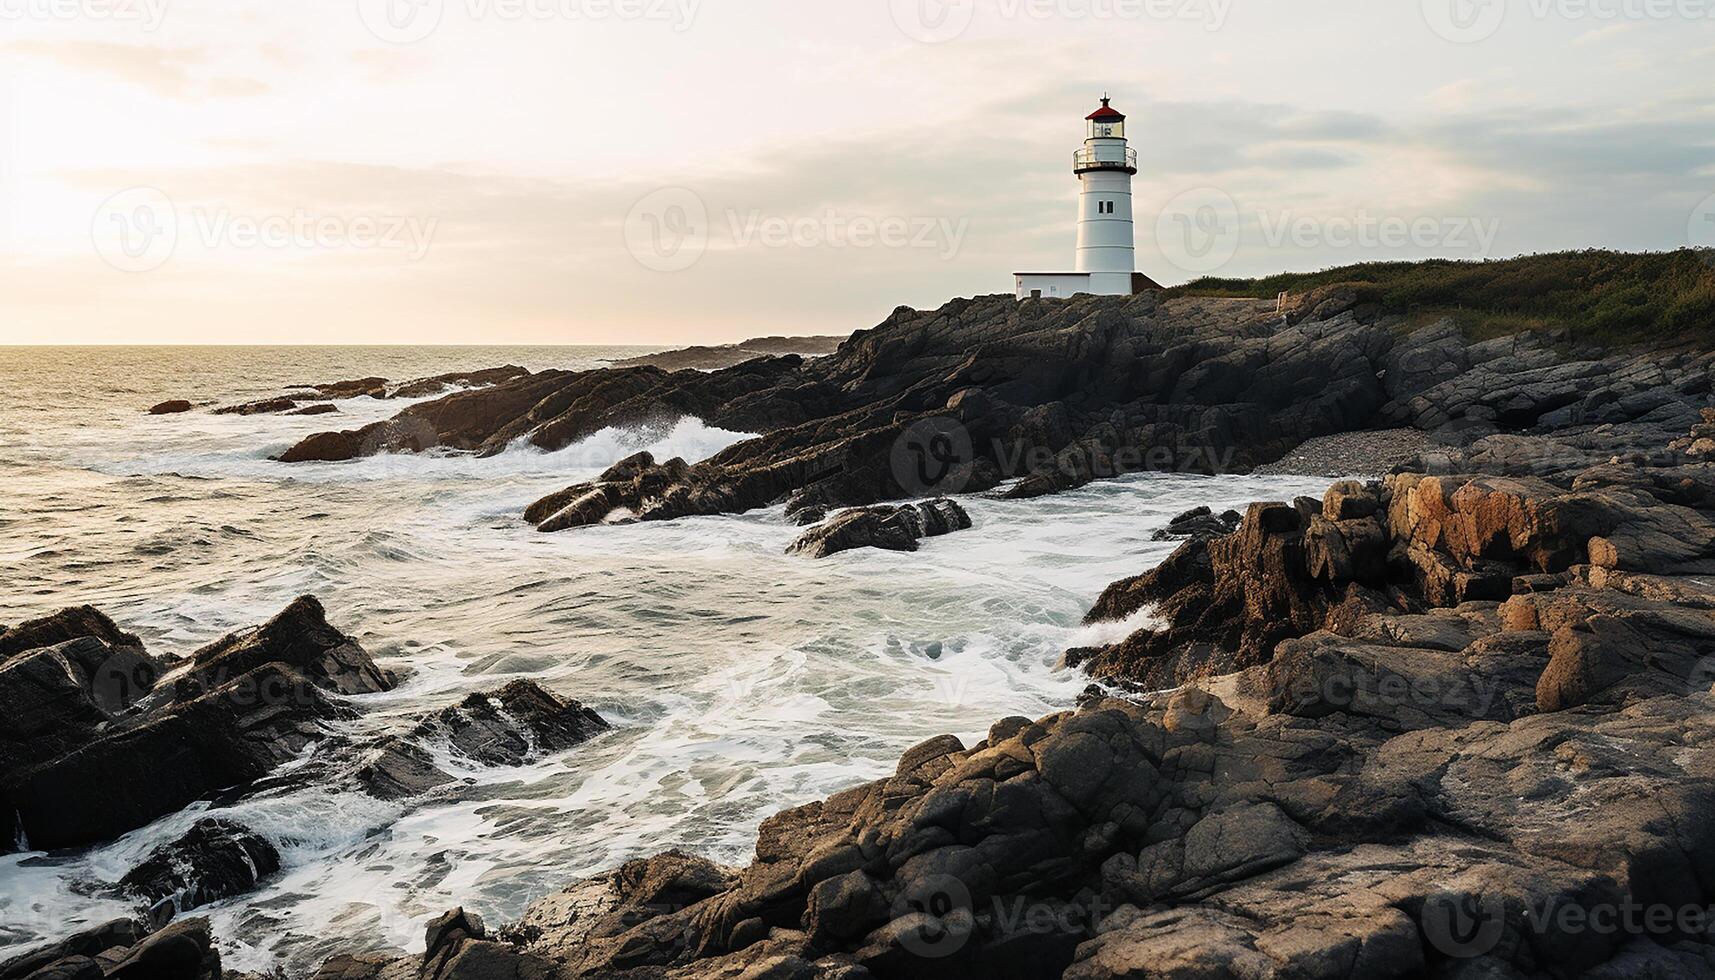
[1,0,1712,345]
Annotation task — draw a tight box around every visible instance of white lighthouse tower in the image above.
[1015,97,1160,300]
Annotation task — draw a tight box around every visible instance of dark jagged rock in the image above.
[214,397,300,416]
[388,366,531,400]
[208,367,532,418]
[280,356,807,466]
[355,679,610,800]
[611,336,844,372]
[3,661,348,851]
[302,376,388,400]
[119,819,281,926]
[102,919,219,980]
[147,401,191,416]
[0,597,394,853]
[172,595,395,698]
[0,606,144,664]
[785,499,972,558]
[0,920,147,980]
[1149,505,1241,541]
[0,919,218,980]
[0,636,165,776]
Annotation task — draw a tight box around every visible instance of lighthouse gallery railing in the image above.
[1073,147,1138,170]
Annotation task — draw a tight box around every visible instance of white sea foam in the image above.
[1066,605,1168,650]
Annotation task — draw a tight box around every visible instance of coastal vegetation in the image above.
[1173,248,1715,344]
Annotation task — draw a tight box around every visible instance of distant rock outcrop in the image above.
[193,366,532,417]
[611,335,845,372]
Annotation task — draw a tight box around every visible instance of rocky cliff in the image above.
[20,259,1715,980]
[274,281,1714,546]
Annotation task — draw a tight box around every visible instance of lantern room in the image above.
[1087,97,1125,140]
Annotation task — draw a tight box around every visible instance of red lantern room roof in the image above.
[1087,97,1125,121]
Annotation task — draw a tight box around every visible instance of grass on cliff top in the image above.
[1169,249,1715,346]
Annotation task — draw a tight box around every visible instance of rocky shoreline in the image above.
[300,415,1714,980]
[20,413,1714,979]
[19,267,1715,979]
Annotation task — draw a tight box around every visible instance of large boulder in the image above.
[355,679,610,800]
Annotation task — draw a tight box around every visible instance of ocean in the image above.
[0,346,1333,971]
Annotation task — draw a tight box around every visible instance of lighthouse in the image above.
[1015,97,1160,300]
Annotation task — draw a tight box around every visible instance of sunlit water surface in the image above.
[0,346,1333,970]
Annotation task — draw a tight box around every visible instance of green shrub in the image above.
[1170,250,1715,346]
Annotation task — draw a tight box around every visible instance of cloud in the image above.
[5,65,1712,343]
[1573,23,1638,45]
[3,42,269,100]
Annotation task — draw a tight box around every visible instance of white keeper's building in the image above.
[1015,97,1162,301]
